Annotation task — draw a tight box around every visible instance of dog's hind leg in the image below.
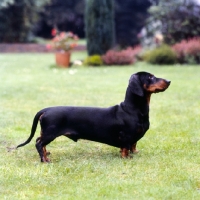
[36,137,45,162]
[35,133,56,162]
[36,137,50,156]
[36,138,52,162]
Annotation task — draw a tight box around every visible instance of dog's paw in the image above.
[130,149,139,154]
[41,157,51,163]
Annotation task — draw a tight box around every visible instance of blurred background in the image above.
[0,0,199,47]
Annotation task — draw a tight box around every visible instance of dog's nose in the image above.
[166,80,171,85]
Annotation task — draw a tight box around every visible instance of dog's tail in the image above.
[16,110,45,149]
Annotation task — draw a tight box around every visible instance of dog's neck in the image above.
[145,93,151,105]
[122,87,150,115]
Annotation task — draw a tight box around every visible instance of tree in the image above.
[34,0,152,48]
[0,0,49,43]
[85,0,115,55]
[35,0,85,39]
[0,0,14,8]
[145,0,200,45]
[115,0,151,48]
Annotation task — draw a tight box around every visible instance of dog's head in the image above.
[129,72,171,96]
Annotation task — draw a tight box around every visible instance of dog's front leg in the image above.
[120,148,129,158]
[130,143,139,154]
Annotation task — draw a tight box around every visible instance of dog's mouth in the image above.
[155,86,169,93]
[155,85,170,93]
[162,80,171,91]
[155,89,165,93]
[145,80,171,94]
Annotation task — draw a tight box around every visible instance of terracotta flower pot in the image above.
[55,52,71,67]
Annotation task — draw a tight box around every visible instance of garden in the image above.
[0,52,200,199]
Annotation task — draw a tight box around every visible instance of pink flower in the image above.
[74,35,79,40]
[47,30,79,52]
[60,32,66,39]
[51,28,57,36]
[46,44,52,50]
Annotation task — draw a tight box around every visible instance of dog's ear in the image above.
[128,74,144,96]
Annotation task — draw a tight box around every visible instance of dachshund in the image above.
[16,72,170,162]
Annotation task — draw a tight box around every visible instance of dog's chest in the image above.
[122,112,150,137]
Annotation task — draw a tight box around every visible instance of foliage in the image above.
[0,0,152,45]
[172,37,200,64]
[47,30,79,52]
[130,46,143,61]
[0,0,14,8]
[83,55,103,66]
[35,0,152,47]
[102,47,141,65]
[35,0,85,38]
[0,0,50,9]
[143,45,177,65]
[85,0,115,55]
[115,0,151,48]
[1,55,200,199]
[144,0,200,45]
[0,0,50,43]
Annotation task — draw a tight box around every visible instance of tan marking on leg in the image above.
[42,146,50,163]
[131,143,139,154]
[121,148,129,158]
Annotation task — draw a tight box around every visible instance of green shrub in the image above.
[83,55,103,66]
[143,45,177,65]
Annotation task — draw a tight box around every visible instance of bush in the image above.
[102,47,141,65]
[143,45,177,65]
[85,0,115,55]
[172,37,200,64]
[83,55,103,66]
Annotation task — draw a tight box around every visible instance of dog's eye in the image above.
[149,76,154,80]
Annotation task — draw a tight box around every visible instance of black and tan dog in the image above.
[16,72,170,162]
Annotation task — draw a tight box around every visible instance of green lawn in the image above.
[0,53,200,200]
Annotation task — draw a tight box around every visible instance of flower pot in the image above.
[55,52,71,67]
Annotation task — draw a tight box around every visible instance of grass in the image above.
[0,52,200,200]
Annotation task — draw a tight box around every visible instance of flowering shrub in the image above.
[130,46,142,61]
[47,29,79,52]
[102,46,141,65]
[172,38,200,64]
